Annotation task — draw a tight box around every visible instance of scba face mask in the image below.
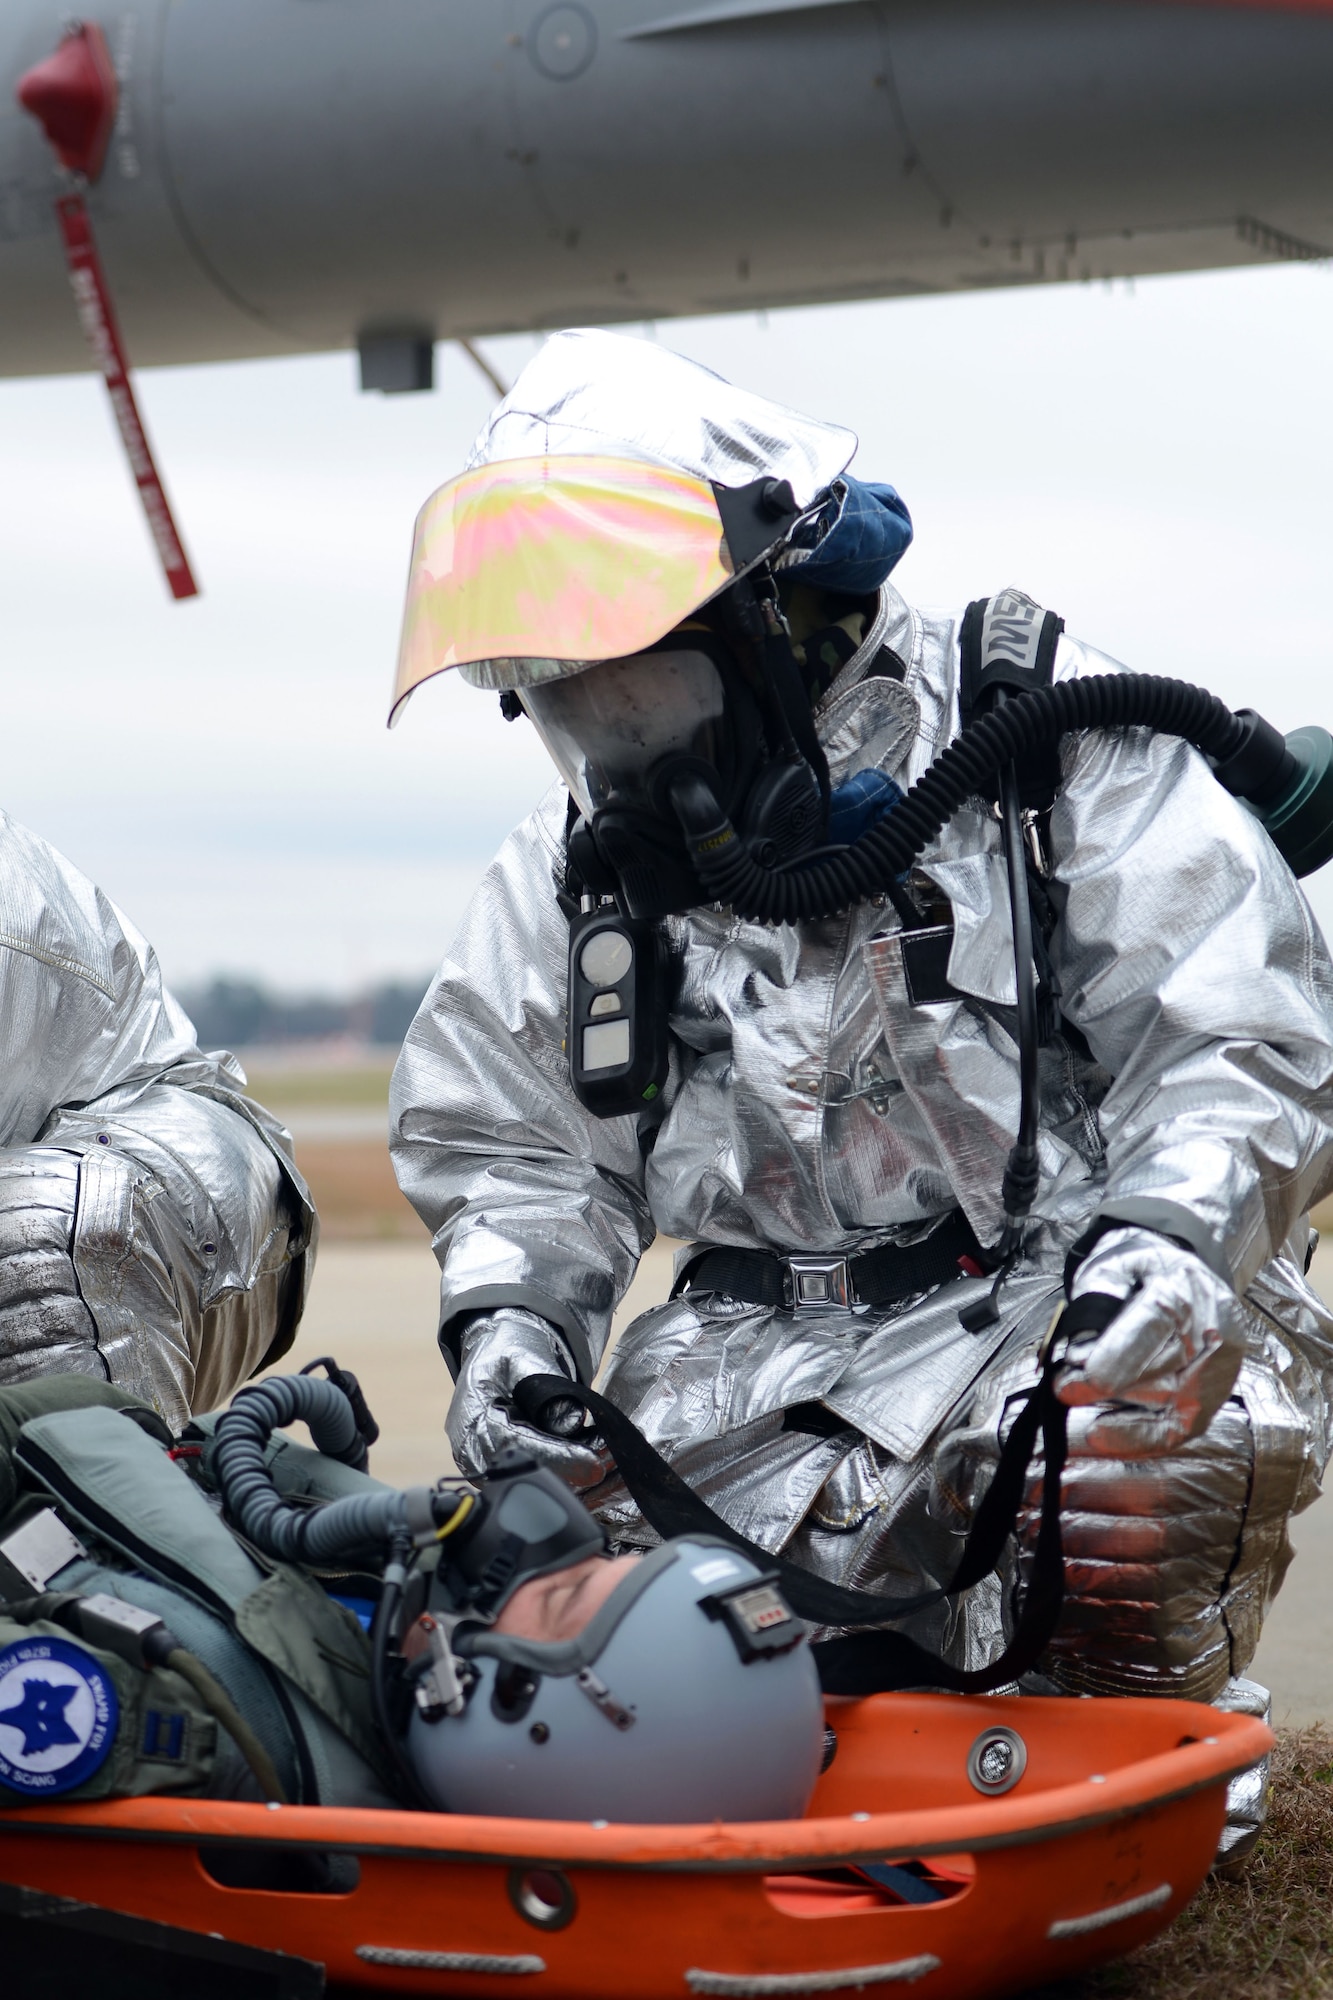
[530,648,736,933]
[515,472,919,926]
[525,624,820,924]
[537,569,924,1117]
[521,644,733,825]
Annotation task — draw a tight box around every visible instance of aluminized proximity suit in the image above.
[391,585,1333,1701]
[0,810,315,1429]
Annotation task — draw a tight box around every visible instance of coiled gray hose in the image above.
[214,1374,432,1565]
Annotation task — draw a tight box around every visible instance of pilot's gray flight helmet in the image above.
[408,1537,824,1824]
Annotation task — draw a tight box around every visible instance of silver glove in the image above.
[1057,1226,1247,1456]
[446,1309,610,1489]
[0,1149,101,1385]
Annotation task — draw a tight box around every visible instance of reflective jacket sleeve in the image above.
[0,808,314,1424]
[1048,648,1333,1294]
[389,787,655,1382]
[40,1075,314,1421]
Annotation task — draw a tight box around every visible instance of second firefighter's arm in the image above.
[390,787,656,1385]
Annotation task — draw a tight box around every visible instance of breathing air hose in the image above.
[667,669,1333,1286]
[213,1374,462,1567]
[667,672,1333,924]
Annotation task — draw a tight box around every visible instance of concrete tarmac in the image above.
[276,1234,1332,1724]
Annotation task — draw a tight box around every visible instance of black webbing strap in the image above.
[512,1291,1119,1695]
[672,1212,986,1312]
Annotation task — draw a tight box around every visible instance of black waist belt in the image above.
[674,1210,987,1313]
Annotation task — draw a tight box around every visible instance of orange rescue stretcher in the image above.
[0,1692,1272,1999]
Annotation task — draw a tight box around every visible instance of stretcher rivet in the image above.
[966,1726,1027,1795]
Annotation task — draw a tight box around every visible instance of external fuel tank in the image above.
[2,0,1333,377]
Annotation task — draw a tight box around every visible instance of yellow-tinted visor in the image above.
[391,454,734,721]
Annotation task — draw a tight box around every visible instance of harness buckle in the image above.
[784,1255,852,1311]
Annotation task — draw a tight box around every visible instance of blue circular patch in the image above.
[0,1637,118,1797]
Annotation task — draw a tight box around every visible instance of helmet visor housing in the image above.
[391,455,734,719]
[520,649,728,820]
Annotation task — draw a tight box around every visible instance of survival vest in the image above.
[0,1377,400,1810]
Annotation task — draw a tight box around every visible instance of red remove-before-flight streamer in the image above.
[17,22,199,601]
[53,193,199,601]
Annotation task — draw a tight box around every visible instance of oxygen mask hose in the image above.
[667,675,1333,926]
[213,1374,466,1566]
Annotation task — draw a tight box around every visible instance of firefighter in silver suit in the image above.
[0,812,314,1429]
[389,331,1333,1852]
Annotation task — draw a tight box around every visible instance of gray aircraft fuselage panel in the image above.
[2,0,1332,379]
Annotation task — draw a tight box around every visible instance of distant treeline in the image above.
[178,976,433,1049]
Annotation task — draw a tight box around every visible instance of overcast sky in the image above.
[1,260,1331,995]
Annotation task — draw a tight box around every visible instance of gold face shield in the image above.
[390,454,736,721]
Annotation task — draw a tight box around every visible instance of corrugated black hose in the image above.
[669,669,1299,1324]
[213,1373,470,1802]
[667,672,1257,925]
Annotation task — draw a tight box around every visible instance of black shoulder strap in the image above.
[959,589,1065,811]
[959,588,1064,722]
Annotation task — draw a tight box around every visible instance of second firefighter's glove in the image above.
[446,1308,609,1490]
[1058,1226,1247,1456]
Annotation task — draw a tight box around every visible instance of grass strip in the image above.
[1033,1725,1333,2000]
